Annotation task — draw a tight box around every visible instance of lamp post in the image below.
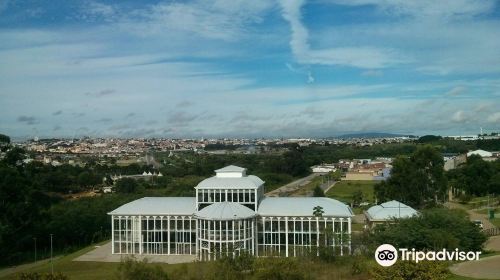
[33,237,37,263]
[50,234,53,275]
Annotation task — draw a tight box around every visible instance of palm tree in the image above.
[313,205,324,217]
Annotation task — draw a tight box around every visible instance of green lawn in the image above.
[326,180,377,205]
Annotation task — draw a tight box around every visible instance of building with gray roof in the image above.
[364,200,418,228]
[109,165,354,260]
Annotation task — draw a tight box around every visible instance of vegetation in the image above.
[0,134,10,144]
[326,180,376,205]
[447,155,500,196]
[313,185,325,197]
[16,272,68,280]
[1,241,373,280]
[115,257,169,280]
[371,260,449,280]
[371,208,486,252]
[375,146,447,208]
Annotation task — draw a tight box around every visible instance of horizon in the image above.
[1,0,499,138]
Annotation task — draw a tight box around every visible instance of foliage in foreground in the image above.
[115,257,169,280]
[370,261,449,280]
[16,272,68,280]
[371,208,486,252]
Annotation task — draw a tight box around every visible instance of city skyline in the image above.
[1,0,499,138]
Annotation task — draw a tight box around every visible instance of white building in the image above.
[109,165,353,261]
[364,200,418,228]
[467,149,493,158]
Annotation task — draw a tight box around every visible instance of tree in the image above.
[0,133,10,144]
[371,208,486,252]
[352,190,363,207]
[375,146,447,208]
[4,147,26,166]
[417,135,442,143]
[313,206,324,217]
[313,185,325,197]
[115,178,139,193]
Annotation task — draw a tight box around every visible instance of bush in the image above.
[116,257,169,280]
[17,273,68,280]
[252,258,305,280]
[371,261,449,280]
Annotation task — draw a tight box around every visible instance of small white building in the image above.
[467,149,493,158]
[109,165,354,260]
[364,200,418,228]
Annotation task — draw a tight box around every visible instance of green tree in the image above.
[115,178,139,193]
[352,190,363,207]
[0,133,10,144]
[313,205,324,217]
[313,185,325,197]
[371,208,486,252]
[375,146,447,208]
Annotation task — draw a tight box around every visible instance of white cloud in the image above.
[331,0,495,20]
[445,86,466,97]
[451,110,467,123]
[487,112,500,123]
[278,0,409,69]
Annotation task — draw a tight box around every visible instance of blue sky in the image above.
[0,0,499,138]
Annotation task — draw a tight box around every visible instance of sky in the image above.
[0,0,499,139]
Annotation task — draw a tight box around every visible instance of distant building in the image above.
[109,165,353,260]
[311,164,336,173]
[467,149,493,158]
[364,200,418,229]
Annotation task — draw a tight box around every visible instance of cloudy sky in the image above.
[1,0,499,139]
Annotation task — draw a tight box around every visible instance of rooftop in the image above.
[108,197,196,216]
[195,202,256,220]
[258,197,353,217]
[365,200,418,221]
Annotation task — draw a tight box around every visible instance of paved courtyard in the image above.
[73,242,196,264]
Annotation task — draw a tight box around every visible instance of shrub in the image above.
[115,257,169,280]
[371,261,449,280]
[17,273,68,280]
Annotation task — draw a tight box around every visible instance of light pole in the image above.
[33,237,37,263]
[50,234,53,275]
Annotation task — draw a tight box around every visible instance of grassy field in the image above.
[326,180,377,205]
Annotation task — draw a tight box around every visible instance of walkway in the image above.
[266,173,320,197]
[450,255,500,279]
[73,242,196,264]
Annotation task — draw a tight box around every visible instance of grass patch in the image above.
[326,180,376,205]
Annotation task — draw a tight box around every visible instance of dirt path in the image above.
[450,254,500,279]
[266,173,320,197]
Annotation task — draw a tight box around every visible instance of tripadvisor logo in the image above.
[375,244,481,267]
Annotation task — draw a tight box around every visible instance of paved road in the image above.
[450,255,500,279]
[266,173,320,197]
[445,202,496,230]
